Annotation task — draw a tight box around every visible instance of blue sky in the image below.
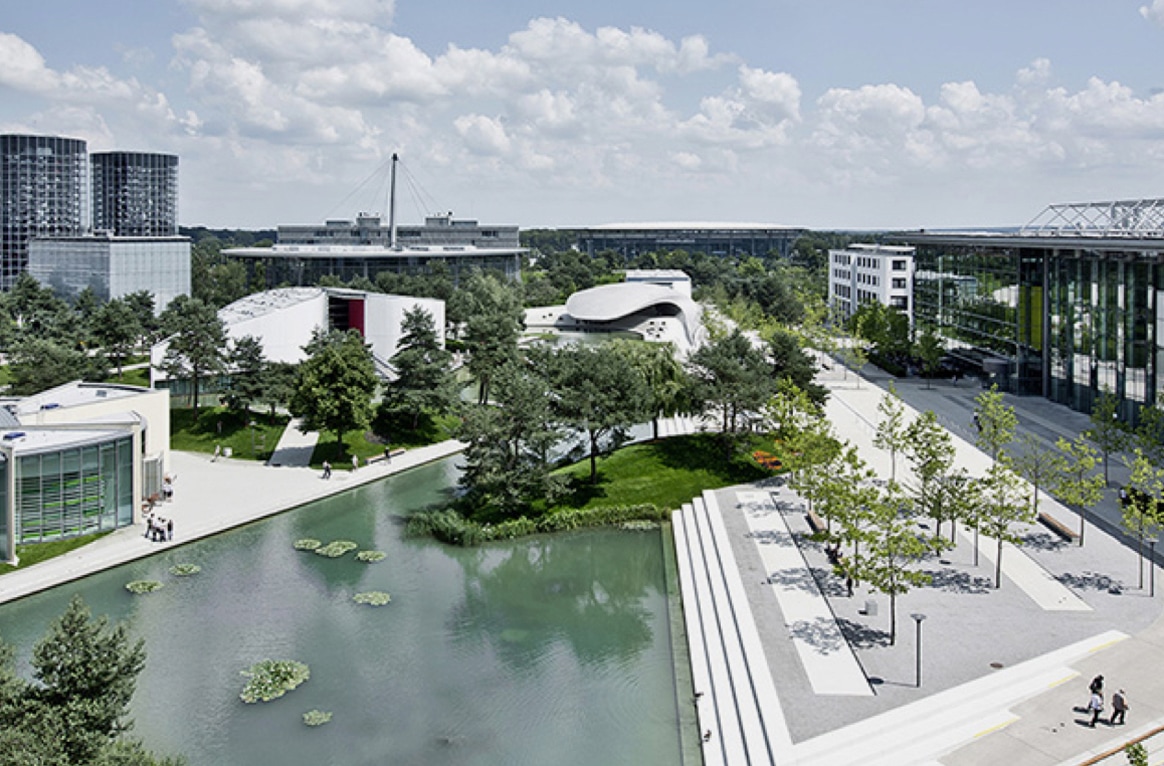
[4,1,1164,230]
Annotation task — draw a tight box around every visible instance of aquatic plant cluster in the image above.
[313,540,358,558]
[293,539,322,551]
[239,659,310,703]
[302,709,333,726]
[406,503,668,546]
[125,580,164,594]
[355,550,386,562]
[352,591,391,606]
[168,563,202,576]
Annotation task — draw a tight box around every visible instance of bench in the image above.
[1038,511,1079,542]
[806,509,827,535]
[367,447,407,465]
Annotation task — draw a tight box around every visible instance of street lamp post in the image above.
[911,613,927,688]
[1149,537,1158,598]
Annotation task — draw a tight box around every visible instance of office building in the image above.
[91,151,179,236]
[897,197,1164,422]
[827,244,915,324]
[0,134,88,290]
[224,212,524,288]
[28,232,191,310]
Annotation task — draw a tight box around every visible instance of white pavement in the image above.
[0,439,466,605]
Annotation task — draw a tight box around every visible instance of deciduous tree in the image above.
[290,329,378,454]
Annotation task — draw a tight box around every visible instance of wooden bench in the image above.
[806,509,827,534]
[1038,511,1079,542]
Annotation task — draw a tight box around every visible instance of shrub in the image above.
[303,709,333,727]
[352,591,391,606]
[239,659,310,703]
[408,504,666,546]
[125,580,164,594]
[314,541,358,558]
[293,539,322,551]
[355,550,386,563]
[168,563,201,576]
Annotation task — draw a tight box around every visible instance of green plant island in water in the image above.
[125,580,164,594]
[303,709,333,726]
[240,659,310,703]
[352,591,391,606]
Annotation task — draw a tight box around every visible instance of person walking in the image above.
[1088,690,1104,727]
[166,518,174,542]
[322,460,331,479]
[352,454,359,471]
[1111,689,1128,725]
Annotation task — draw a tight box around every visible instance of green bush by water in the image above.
[407,504,667,547]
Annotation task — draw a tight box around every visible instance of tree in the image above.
[381,306,458,430]
[222,335,267,414]
[1009,432,1063,517]
[94,299,142,377]
[551,344,651,483]
[686,328,776,436]
[766,326,828,405]
[122,290,159,346]
[974,462,1033,588]
[1122,448,1164,589]
[462,273,524,404]
[852,482,934,645]
[974,384,1017,463]
[258,361,298,420]
[7,339,104,395]
[873,382,909,481]
[609,339,690,441]
[1052,435,1105,545]
[913,326,944,389]
[0,595,183,765]
[158,296,227,414]
[289,329,379,455]
[456,361,565,515]
[903,410,959,543]
[1086,388,1127,485]
[1133,403,1164,467]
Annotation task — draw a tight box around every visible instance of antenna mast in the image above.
[388,152,399,249]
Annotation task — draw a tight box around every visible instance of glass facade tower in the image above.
[0,134,88,289]
[91,151,178,236]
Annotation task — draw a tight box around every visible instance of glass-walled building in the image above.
[0,134,88,289]
[898,198,1164,423]
[91,151,179,237]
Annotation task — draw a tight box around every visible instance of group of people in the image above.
[144,512,173,543]
[1086,674,1129,728]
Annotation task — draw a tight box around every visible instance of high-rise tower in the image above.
[91,151,178,236]
[0,134,88,289]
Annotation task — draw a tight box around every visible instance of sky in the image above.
[4,1,1164,231]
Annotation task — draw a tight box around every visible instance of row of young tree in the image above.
[776,383,1119,645]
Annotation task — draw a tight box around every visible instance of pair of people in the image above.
[144,514,173,543]
[1087,675,1128,727]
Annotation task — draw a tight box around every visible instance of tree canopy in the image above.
[289,328,379,454]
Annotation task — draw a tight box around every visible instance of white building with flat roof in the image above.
[828,244,915,324]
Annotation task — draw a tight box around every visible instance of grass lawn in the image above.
[309,412,461,469]
[107,367,150,387]
[170,406,290,462]
[0,531,113,575]
[547,432,775,513]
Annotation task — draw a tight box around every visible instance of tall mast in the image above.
[388,152,399,249]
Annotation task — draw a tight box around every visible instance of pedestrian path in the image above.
[736,488,872,697]
[266,417,319,467]
[960,526,1091,612]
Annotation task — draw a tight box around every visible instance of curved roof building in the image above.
[563,282,703,349]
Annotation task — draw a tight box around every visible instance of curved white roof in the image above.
[565,283,702,345]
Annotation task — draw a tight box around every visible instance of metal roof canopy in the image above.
[1021,198,1164,238]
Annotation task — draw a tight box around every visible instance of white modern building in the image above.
[524,271,704,355]
[827,244,915,324]
[0,381,171,563]
[28,232,191,311]
[150,287,445,390]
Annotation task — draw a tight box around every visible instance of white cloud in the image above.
[1141,0,1164,26]
[454,114,511,156]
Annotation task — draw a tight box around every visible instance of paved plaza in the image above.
[688,360,1164,765]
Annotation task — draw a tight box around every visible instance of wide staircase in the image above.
[673,490,790,766]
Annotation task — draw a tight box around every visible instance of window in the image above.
[892,260,907,271]
[892,278,907,289]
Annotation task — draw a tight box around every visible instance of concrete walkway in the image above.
[266,417,319,467]
[0,438,466,605]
